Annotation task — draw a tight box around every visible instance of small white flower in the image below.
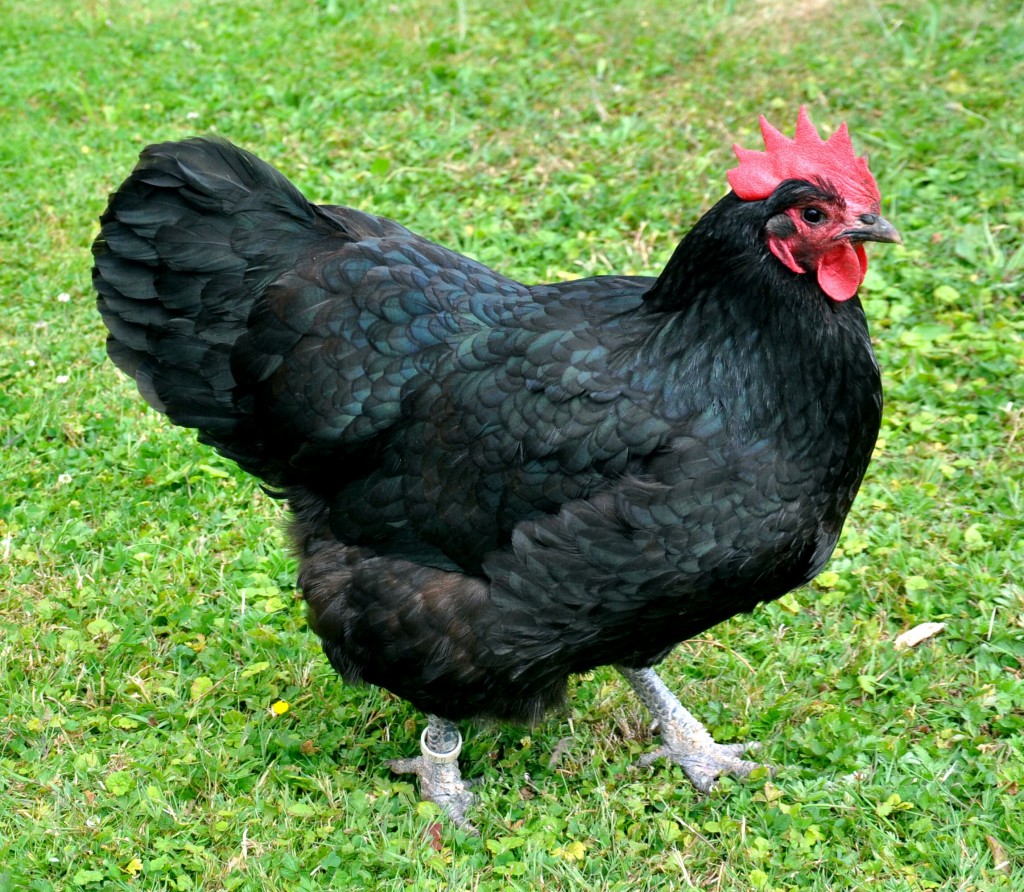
[57,473,73,486]
[34,321,48,330]
[57,292,71,303]
[186,111,200,120]
[26,360,36,367]
[56,374,70,384]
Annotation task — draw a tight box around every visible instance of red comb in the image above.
[727,107,880,206]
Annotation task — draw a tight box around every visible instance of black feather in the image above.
[94,138,881,723]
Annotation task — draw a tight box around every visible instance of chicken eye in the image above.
[802,207,826,224]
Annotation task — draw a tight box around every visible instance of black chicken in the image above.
[93,109,899,826]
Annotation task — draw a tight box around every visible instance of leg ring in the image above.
[420,727,463,763]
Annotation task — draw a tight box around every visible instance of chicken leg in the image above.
[387,714,477,828]
[617,665,766,792]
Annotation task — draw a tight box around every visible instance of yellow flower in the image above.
[122,858,143,876]
[270,700,290,716]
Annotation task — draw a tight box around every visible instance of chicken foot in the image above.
[387,714,477,829]
[617,665,767,792]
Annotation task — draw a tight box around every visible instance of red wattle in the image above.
[817,243,867,302]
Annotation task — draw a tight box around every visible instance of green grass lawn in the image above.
[1,0,1022,889]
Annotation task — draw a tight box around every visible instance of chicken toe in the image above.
[618,665,769,792]
[387,716,477,829]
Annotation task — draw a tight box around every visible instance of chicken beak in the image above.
[840,214,902,245]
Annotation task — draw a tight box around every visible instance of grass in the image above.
[0,0,1022,888]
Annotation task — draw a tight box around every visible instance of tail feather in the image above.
[93,137,340,471]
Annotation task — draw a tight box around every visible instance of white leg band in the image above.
[420,727,463,764]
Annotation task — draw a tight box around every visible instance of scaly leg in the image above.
[387,714,477,828]
[617,665,767,792]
